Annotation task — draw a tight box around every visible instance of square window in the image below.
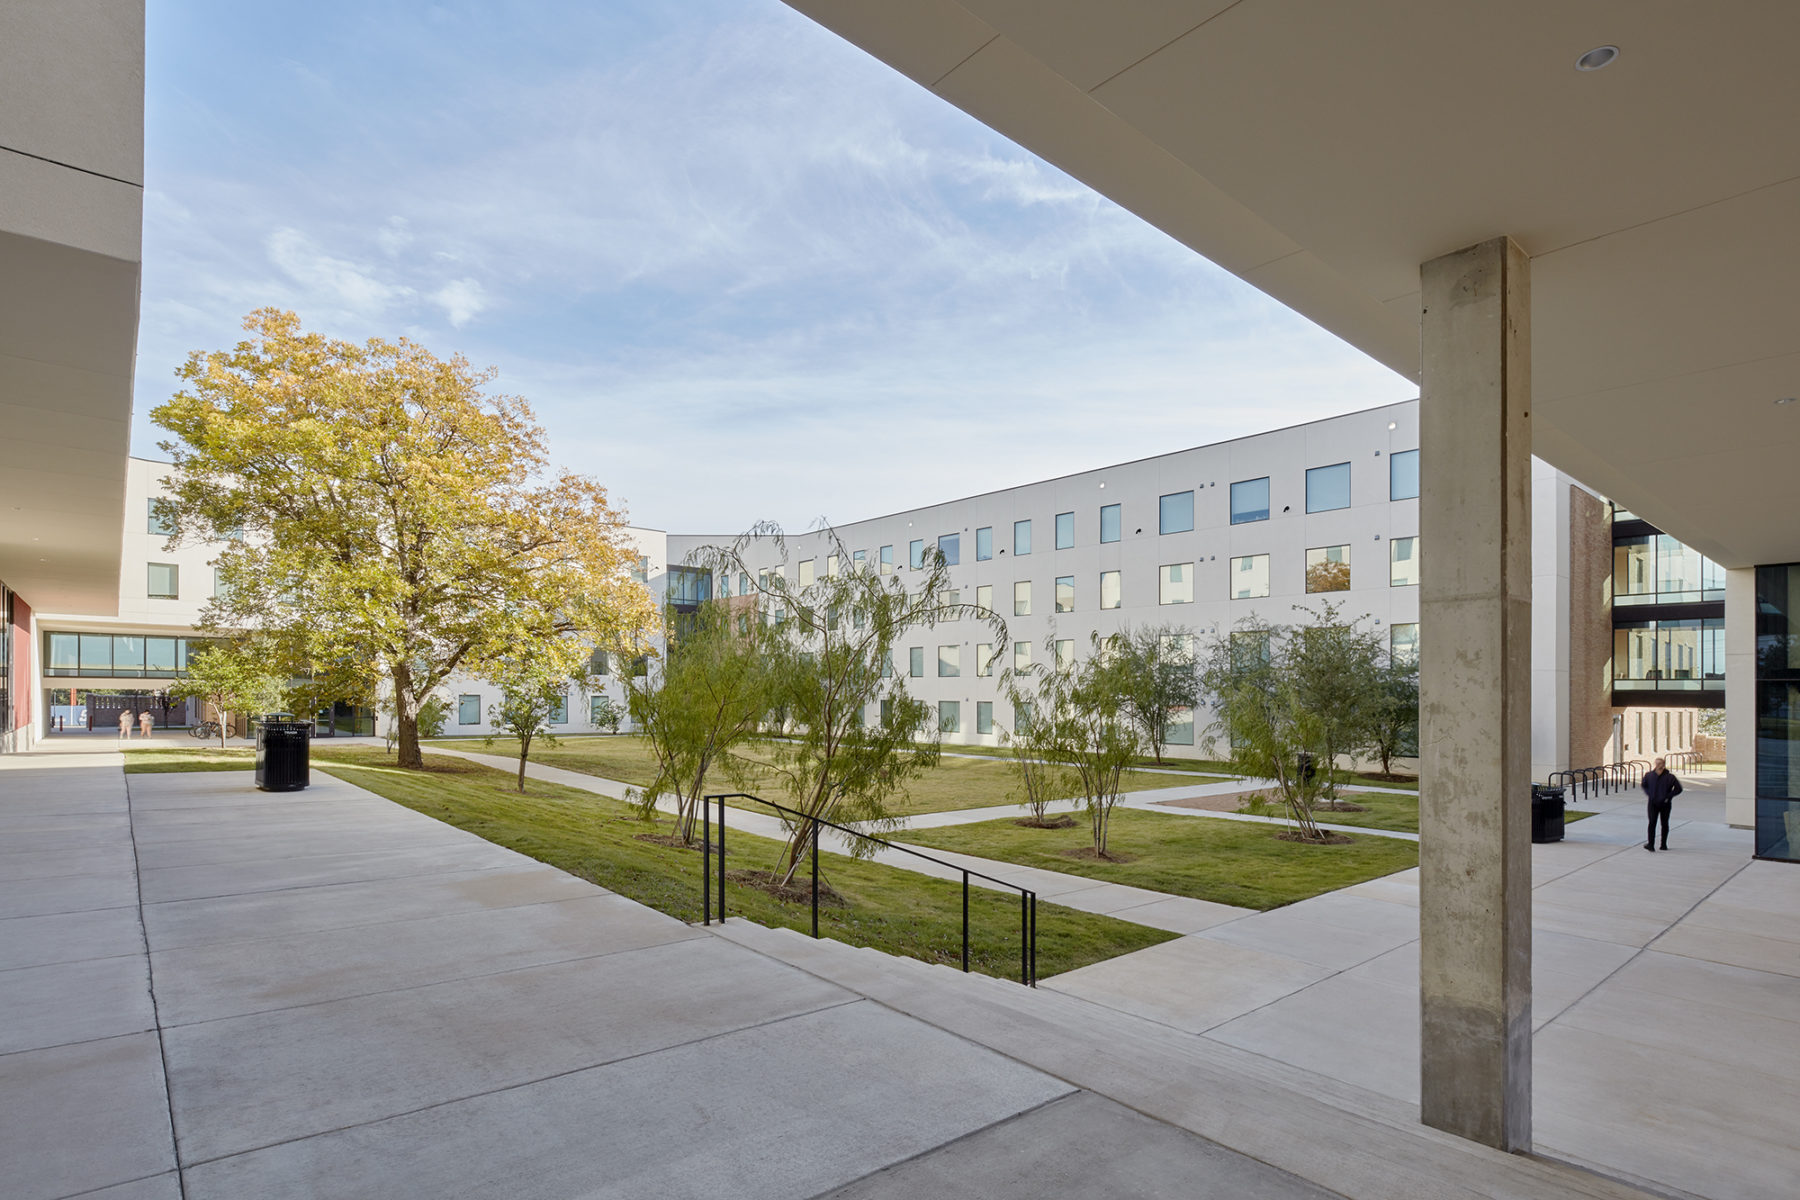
[1055,512,1074,549]
[909,646,925,677]
[1230,554,1270,599]
[1391,623,1419,665]
[1013,641,1031,670]
[976,701,994,735]
[1159,491,1195,535]
[146,637,178,677]
[79,633,112,673]
[938,533,960,565]
[1055,575,1075,613]
[1158,631,1193,664]
[589,647,610,675]
[1389,449,1419,501]
[548,693,567,724]
[1390,536,1420,587]
[976,526,993,561]
[938,645,960,677]
[1230,477,1270,524]
[799,559,815,587]
[1014,580,1031,616]
[148,562,179,599]
[1014,520,1031,556]
[909,539,925,569]
[1165,706,1195,746]
[1306,544,1351,592]
[147,497,173,536]
[976,584,993,613]
[939,700,961,734]
[1305,462,1351,513]
[113,636,145,675]
[458,695,481,725]
[976,643,994,677]
[1055,639,1075,669]
[1159,563,1193,605]
[631,555,650,584]
[879,545,893,575]
[1100,570,1121,610]
[1100,504,1120,543]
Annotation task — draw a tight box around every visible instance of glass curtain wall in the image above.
[1755,564,1800,861]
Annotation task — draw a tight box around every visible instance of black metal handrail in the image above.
[699,792,1037,986]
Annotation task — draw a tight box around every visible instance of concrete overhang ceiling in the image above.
[782,0,1800,568]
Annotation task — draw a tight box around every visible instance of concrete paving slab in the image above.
[0,870,140,919]
[0,954,155,1053]
[0,904,145,970]
[163,935,855,1162]
[823,1089,1340,1199]
[0,843,136,883]
[1279,890,1423,940]
[1532,900,1671,949]
[137,840,521,903]
[132,822,479,870]
[75,1174,185,1200]
[1208,972,1421,1103]
[1104,894,1251,934]
[1605,949,1800,1023]
[0,813,130,849]
[1554,969,1800,1085]
[1196,904,1416,971]
[1044,934,1332,1032]
[1649,922,1800,978]
[181,999,1075,1200]
[153,891,703,1025]
[0,1033,176,1200]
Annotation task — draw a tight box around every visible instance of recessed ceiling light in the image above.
[1576,45,1619,72]
[1777,396,1796,406]
[1388,422,1397,430]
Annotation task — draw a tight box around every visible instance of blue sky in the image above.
[137,0,1414,532]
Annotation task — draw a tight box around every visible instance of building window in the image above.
[976,701,994,735]
[826,554,839,579]
[148,563,179,599]
[1230,477,1270,524]
[213,567,229,599]
[909,539,925,569]
[853,550,866,571]
[879,545,894,575]
[1010,519,1030,556]
[589,647,610,676]
[1014,580,1031,616]
[1100,570,1121,610]
[1391,623,1419,666]
[1055,639,1075,669]
[881,698,893,725]
[976,527,993,561]
[1159,491,1194,535]
[1612,617,1724,690]
[1389,450,1419,501]
[1159,631,1193,663]
[148,497,173,536]
[1054,511,1074,550]
[938,533,960,566]
[939,700,961,734]
[976,584,993,613]
[1229,554,1270,599]
[883,652,894,679]
[548,693,567,724]
[458,695,481,725]
[667,566,712,607]
[1305,463,1352,513]
[798,559,815,588]
[1100,504,1121,544]
[1159,563,1193,605]
[1165,707,1195,746]
[938,645,961,678]
[1306,545,1351,592]
[630,555,650,584]
[909,646,925,678]
[977,643,994,677]
[1390,536,1420,587]
[1013,641,1031,670]
[589,695,610,726]
[1056,575,1075,613]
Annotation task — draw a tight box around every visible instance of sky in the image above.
[137,0,1414,533]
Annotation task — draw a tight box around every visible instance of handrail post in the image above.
[1030,893,1037,987]
[717,796,726,923]
[1020,891,1028,985]
[961,870,970,973]
[811,819,820,939]
[702,795,712,926]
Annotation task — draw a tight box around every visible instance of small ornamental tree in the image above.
[702,523,1006,885]
[1364,649,1420,779]
[1115,623,1202,765]
[1198,619,1331,842]
[171,643,283,748]
[1055,633,1144,857]
[1286,600,1384,802]
[485,645,589,792]
[998,672,1078,828]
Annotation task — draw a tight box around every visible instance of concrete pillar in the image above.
[1418,236,1532,1151]
[1725,566,1755,828]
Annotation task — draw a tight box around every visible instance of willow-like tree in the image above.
[153,309,656,769]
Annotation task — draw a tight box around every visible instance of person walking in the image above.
[139,709,154,739]
[1642,756,1683,852]
[118,708,134,740]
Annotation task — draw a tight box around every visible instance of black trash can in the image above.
[256,713,312,792]
[1531,784,1566,843]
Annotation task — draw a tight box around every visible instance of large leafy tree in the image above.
[170,642,283,748]
[154,309,656,769]
[1114,623,1201,765]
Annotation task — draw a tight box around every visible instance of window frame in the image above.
[1229,477,1270,525]
[1305,462,1352,513]
[1158,490,1195,535]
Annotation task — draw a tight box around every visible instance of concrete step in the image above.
[706,917,1665,1200]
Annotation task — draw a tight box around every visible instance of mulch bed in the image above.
[1015,815,1078,829]
[1060,847,1138,864]
[1276,830,1355,846]
[727,868,847,907]
[633,833,720,852]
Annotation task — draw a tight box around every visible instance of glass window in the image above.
[938,533,960,566]
[1614,536,1654,602]
[147,497,173,536]
[111,636,145,676]
[1389,536,1419,587]
[1014,580,1031,616]
[589,695,609,725]
[1306,545,1351,593]
[879,545,893,575]
[976,527,993,561]
[148,563,179,599]
[826,554,839,579]
[1159,631,1194,663]
[1014,641,1031,670]
[798,559,815,587]
[1055,512,1074,549]
[48,633,79,674]
[1306,462,1352,513]
[548,693,567,724]
[1159,563,1193,605]
[212,568,228,599]
[590,647,610,676]
[853,550,866,571]
[1230,554,1270,599]
[1165,707,1195,746]
[976,584,993,613]
[909,646,925,677]
[458,695,481,725]
[1013,702,1032,733]
[80,633,112,674]
[1391,623,1419,666]
[1055,639,1075,669]
[976,701,994,735]
[939,589,959,623]
[939,700,961,734]
[938,645,960,678]
[1100,504,1120,543]
[909,539,925,569]
[630,556,650,584]
[1100,570,1121,610]
[1230,477,1270,524]
[1056,575,1075,613]
[1159,491,1194,535]
[880,698,893,725]
[977,643,994,677]
[1389,450,1419,501]
[146,638,178,677]
[883,652,893,679]
[1656,534,1701,600]
[1014,520,1032,556]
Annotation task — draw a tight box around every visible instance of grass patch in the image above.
[426,735,1224,816]
[904,807,1419,910]
[298,748,1171,978]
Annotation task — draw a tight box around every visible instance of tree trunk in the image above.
[218,708,228,750]
[516,732,531,792]
[393,666,423,769]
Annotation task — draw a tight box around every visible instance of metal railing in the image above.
[699,792,1038,986]
[1547,760,1644,799]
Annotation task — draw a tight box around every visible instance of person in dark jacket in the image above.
[1642,757,1683,851]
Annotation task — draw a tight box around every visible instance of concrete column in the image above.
[1725,566,1755,829]
[1418,236,1532,1151]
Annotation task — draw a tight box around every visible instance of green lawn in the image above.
[904,807,1420,910]
[1232,791,1594,834]
[132,745,1173,978]
[425,735,1227,816]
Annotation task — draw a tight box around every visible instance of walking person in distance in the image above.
[1642,756,1683,852]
